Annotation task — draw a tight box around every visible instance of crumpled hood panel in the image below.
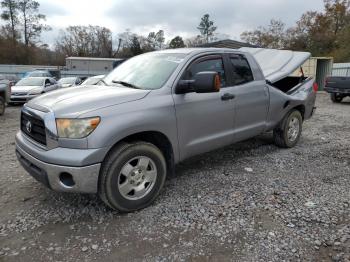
[27,85,150,117]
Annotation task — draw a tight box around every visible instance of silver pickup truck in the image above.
[15,48,317,212]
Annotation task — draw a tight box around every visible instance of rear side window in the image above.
[230,56,254,85]
[183,57,226,87]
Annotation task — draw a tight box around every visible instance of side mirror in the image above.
[45,83,50,87]
[175,71,221,94]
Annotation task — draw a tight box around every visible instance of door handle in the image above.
[221,93,235,101]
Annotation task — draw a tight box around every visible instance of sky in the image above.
[39,0,325,46]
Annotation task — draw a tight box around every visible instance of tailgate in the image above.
[326,77,350,89]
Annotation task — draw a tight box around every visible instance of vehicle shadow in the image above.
[173,132,278,180]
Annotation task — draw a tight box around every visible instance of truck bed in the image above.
[271,76,308,94]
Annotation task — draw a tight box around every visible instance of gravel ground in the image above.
[0,92,349,262]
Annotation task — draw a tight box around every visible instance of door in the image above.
[227,54,269,142]
[44,79,53,92]
[49,78,59,90]
[173,55,236,160]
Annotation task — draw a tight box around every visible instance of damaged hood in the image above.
[240,47,311,83]
[27,85,150,117]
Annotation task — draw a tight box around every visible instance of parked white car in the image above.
[58,77,82,88]
[81,75,105,85]
[10,77,60,103]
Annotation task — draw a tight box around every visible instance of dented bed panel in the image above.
[265,78,316,131]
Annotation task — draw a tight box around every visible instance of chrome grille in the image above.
[21,111,47,146]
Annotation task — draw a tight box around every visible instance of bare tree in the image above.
[56,25,113,57]
[155,30,165,49]
[185,35,205,47]
[147,30,165,50]
[241,19,286,49]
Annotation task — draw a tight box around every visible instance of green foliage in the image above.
[168,36,185,49]
[130,35,142,56]
[197,14,217,43]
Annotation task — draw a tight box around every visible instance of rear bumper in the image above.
[16,133,102,194]
[324,87,350,94]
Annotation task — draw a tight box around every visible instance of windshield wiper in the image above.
[112,80,141,89]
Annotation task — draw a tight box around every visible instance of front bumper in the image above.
[16,134,102,194]
[324,87,350,94]
[10,94,38,103]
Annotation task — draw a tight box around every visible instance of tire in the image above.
[98,141,167,212]
[0,96,5,116]
[273,110,303,148]
[331,93,343,103]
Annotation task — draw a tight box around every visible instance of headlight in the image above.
[28,87,43,95]
[56,117,100,139]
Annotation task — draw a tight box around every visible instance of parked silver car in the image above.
[16,48,317,212]
[10,77,60,103]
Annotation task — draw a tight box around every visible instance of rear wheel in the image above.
[99,142,167,212]
[331,93,343,103]
[273,110,303,148]
[0,96,5,116]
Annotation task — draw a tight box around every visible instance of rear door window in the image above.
[230,55,254,85]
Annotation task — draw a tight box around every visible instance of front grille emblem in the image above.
[26,121,32,133]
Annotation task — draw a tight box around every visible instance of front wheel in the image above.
[0,96,5,116]
[331,93,343,103]
[98,142,167,212]
[273,110,303,148]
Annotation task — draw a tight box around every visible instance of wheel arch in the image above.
[102,131,176,177]
[291,104,306,120]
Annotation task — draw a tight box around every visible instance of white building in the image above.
[61,57,126,78]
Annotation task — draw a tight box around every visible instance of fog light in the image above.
[59,172,75,187]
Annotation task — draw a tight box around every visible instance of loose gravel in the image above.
[0,93,349,261]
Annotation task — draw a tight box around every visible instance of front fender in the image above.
[82,93,179,163]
